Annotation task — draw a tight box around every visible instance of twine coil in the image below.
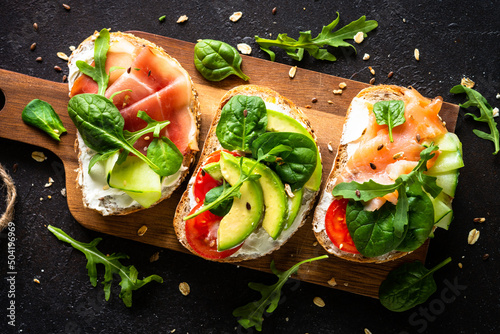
[0,163,16,231]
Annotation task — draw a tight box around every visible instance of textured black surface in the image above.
[0,1,499,333]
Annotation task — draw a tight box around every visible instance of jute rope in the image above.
[0,163,16,231]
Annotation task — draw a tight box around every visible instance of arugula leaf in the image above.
[47,225,163,307]
[372,100,406,142]
[76,28,110,95]
[233,255,328,331]
[379,257,452,312]
[450,85,499,155]
[216,95,268,153]
[255,13,378,62]
[22,99,67,141]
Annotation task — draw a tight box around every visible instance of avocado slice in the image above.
[217,152,264,251]
[266,109,322,191]
[223,153,288,239]
[284,188,303,230]
[202,162,223,182]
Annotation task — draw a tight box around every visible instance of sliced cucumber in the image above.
[427,169,460,197]
[202,162,223,182]
[428,149,464,173]
[434,133,462,153]
[107,155,162,208]
[431,192,454,230]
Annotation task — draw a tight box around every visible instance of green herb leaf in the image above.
[233,255,328,331]
[254,13,378,62]
[47,225,163,307]
[216,95,268,152]
[251,132,317,191]
[22,99,67,141]
[450,85,499,155]
[76,28,110,96]
[372,100,406,142]
[379,257,452,312]
[147,137,183,177]
[204,183,234,216]
[88,150,118,174]
[194,39,250,81]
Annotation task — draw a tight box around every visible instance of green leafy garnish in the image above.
[75,28,110,96]
[204,183,233,216]
[233,255,328,331]
[254,13,378,62]
[372,100,406,142]
[159,15,166,22]
[379,257,452,312]
[22,99,67,141]
[194,39,250,81]
[450,85,499,155]
[47,225,163,307]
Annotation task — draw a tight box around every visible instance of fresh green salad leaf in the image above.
[450,85,499,155]
[255,13,378,62]
[47,225,163,307]
[379,257,452,312]
[233,255,328,331]
[194,39,250,81]
[372,100,406,142]
[216,95,268,152]
[251,132,317,191]
[76,28,110,95]
[147,137,183,177]
[22,99,67,141]
[204,183,234,216]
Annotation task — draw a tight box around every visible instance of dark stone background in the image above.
[0,1,499,333]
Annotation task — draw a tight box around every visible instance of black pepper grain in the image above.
[370,163,376,170]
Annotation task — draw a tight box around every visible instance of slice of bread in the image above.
[313,85,416,263]
[174,85,322,262]
[68,31,200,216]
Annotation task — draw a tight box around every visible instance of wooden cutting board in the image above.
[0,31,459,298]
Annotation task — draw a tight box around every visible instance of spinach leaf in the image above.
[48,225,163,307]
[68,94,164,176]
[372,100,406,142]
[22,99,67,141]
[379,257,452,312]
[194,39,250,81]
[255,13,378,62]
[251,132,317,191]
[233,255,328,331]
[204,184,233,216]
[76,28,110,95]
[147,137,183,177]
[216,95,268,153]
[450,85,499,155]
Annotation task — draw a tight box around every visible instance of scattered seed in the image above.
[30,43,37,51]
[179,282,190,296]
[467,229,480,245]
[363,53,370,61]
[57,52,69,61]
[305,105,312,109]
[40,197,43,201]
[388,71,394,78]
[311,97,318,103]
[369,78,375,85]
[369,163,376,170]
[36,56,43,62]
[368,66,375,75]
[229,11,242,22]
[416,134,421,143]
[414,48,420,61]
[137,225,148,237]
[31,151,46,162]
[364,329,373,334]
[496,93,500,100]
[458,262,463,269]
[313,297,325,307]
[492,107,499,118]
[333,89,343,95]
[483,253,490,261]
[461,77,475,89]
[327,100,334,104]
[12,163,18,173]
[339,243,343,249]
[33,278,40,284]
[327,141,334,152]
[327,277,337,287]
[377,144,384,151]
[33,22,39,31]
[344,282,349,286]
[54,65,62,72]
[243,109,248,117]
[312,241,318,247]
[289,66,297,79]
[393,152,404,160]
[102,184,110,190]
[272,7,277,15]
[354,32,364,44]
[69,45,76,52]
[339,82,347,89]
[62,3,70,10]
[246,202,251,210]
[60,188,66,197]
[150,252,160,262]
[177,15,188,23]
[355,190,361,198]
[237,43,252,55]
[62,75,67,82]
[473,217,485,223]
[284,184,295,198]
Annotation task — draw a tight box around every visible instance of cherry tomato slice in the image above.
[324,199,359,254]
[185,202,242,259]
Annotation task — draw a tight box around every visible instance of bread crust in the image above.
[313,85,414,263]
[174,85,322,262]
[68,31,200,216]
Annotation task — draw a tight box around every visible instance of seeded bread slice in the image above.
[68,31,200,216]
[312,85,412,263]
[173,85,322,262]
